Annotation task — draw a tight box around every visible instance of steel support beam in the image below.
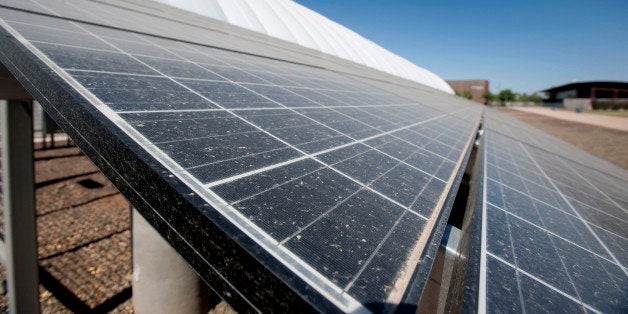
[1,100,40,314]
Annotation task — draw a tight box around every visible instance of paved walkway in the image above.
[510,107,628,132]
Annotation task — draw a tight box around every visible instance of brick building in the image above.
[446,79,489,104]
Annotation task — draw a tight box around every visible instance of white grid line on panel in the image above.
[486,177,628,238]
[491,151,528,314]
[229,132,436,210]
[114,104,407,114]
[343,210,410,292]
[66,68,164,78]
[28,39,118,52]
[518,142,627,275]
[486,253,599,314]
[4,19,84,34]
[177,41,464,166]
[175,42,459,182]
[487,201,625,270]
[555,156,628,215]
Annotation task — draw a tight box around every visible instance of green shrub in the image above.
[591,99,628,110]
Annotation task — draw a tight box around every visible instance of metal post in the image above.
[1,100,40,314]
[132,208,211,314]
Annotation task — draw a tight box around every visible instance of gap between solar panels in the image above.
[416,122,483,313]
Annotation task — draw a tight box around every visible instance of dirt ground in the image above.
[498,107,628,170]
[510,106,628,132]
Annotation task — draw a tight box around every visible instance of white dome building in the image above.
[153,0,454,93]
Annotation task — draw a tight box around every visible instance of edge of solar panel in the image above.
[399,125,477,308]
[0,7,482,312]
[461,130,486,312]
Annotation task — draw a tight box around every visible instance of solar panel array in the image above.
[0,2,483,311]
[1,1,626,313]
[466,109,627,313]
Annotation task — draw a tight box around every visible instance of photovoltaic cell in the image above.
[0,2,482,312]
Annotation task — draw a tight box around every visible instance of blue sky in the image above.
[295,0,628,94]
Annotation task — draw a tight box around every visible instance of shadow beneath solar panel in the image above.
[34,151,83,161]
[38,266,131,313]
[40,230,128,261]
[77,178,105,189]
[38,192,120,218]
[362,302,419,313]
[447,123,482,229]
[447,172,471,229]
[34,170,100,189]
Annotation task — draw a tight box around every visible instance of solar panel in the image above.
[0,1,483,311]
[464,109,627,313]
[4,1,626,313]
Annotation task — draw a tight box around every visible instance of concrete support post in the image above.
[1,100,40,314]
[132,209,211,314]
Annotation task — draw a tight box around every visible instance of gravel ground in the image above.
[0,145,133,313]
[498,107,628,169]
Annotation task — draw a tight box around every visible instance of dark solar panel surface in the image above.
[0,3,482,311]
[473,109,628,313]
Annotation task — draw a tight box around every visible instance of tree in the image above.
[498,89,516,105]
[518,93,542,103]
[461,90,473,99]
[482,91,497,102]
[455,90,473,100]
